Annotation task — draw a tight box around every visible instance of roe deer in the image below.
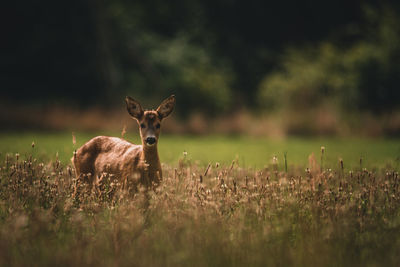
[72,95,175,188]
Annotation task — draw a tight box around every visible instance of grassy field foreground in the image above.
[0,132,400,266]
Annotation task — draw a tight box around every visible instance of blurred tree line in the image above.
[2,0,400,116]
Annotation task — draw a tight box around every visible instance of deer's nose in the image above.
[145,137,156,145]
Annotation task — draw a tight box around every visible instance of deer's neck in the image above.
[140,144,162,183]
[141,144,160,168]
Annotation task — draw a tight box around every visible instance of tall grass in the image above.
[0,146,399,266]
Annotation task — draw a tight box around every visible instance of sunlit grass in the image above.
[0,131,399,169]
[0,142,399,266]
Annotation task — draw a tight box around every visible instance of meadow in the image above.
[0,131,399,168]
[0,131,400,266]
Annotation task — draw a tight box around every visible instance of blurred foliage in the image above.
[101,0,236,114]
[3,1,400,116]
[258,8,400,113]
[128,34,233,114]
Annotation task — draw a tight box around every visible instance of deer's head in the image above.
[125,95,175,147]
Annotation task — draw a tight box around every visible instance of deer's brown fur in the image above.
[72,95,175,187]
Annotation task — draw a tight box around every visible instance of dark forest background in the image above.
[2,0,400,135]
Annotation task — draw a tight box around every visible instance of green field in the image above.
[1,131,399,169]
[1,132,400,266]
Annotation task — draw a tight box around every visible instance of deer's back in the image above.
[73,136,142,179]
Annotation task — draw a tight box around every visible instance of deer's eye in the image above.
[156,123,160,129]
[140,123,146,129]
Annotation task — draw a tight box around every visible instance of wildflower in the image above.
[121,125,127,139]
[72,132,76,146]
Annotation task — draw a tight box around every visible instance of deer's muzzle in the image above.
[145,137,156,145]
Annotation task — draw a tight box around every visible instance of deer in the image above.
[71,95,175,189]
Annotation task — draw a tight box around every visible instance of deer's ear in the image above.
[156,95,175,119]
[125,96,144,120]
